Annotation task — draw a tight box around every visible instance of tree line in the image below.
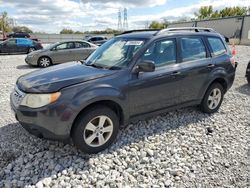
[149,6,249,29]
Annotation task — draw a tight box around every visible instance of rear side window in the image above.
[75,42,90,48]
[207,37,226,56]
[180,37,206,62]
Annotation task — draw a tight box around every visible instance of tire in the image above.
[38,57,52,68]
[247,75,250,84]
[72,105,119,154]
[200,83,224,113]
[28,47,35,53]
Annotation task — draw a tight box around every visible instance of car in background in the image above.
[246,61,250,84]
[25,40,97,67]
[0,38,43,54]
[7,32,31,38]
[87,36,108,46]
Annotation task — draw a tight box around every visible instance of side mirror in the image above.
[51,47,57,51]
[134,60,155,73]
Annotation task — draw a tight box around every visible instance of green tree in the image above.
[74,31,84,34]
[149,21,166,29]
[220,6,248,17]
[195,6,213,19]
[12,26,33,33]
[195,6,249,20]
[60,28,74,34]
[0,11,12,33]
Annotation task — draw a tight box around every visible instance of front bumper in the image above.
[25,56,37,66]
[10,89,72,141]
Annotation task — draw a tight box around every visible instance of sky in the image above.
[0,0,250,33]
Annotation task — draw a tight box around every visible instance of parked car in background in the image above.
[7,32,31,38]
[25,40,97,67]
[246,61,250,84]
[87,36,108,46]
[11,27,236,153]
[0,38,43,54]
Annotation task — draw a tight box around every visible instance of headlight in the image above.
[20,92,61,108]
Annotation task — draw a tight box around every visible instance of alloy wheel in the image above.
[83,116,113,147]
[207,88,222,110]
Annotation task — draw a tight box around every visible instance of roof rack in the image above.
[155,27,215,35]
[117,29,160,36]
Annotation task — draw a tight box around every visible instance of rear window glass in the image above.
[208,37,226,56]
[180,37,206,62]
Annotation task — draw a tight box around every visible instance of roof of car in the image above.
[117,28,223,39]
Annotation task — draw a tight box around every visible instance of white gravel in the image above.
[0,46,249,188]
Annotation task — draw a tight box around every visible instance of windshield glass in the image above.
[85,38,146,69]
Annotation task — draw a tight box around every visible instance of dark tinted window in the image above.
[181,37,206,62]
[208,37,226,56]
[143,39,176,67]
[75,42,90,48]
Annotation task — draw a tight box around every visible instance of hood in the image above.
[17,62,115,93]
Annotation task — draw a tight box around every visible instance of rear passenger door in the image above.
[177,36,214,103]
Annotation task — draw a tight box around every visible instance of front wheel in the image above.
[200,83,224,113]
[38,57,52,68]
[72,106,119,153]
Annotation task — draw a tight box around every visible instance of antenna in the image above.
[123,8,128,30]
[118,8,122,31]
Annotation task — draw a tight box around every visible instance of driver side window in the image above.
[56,42,75,50]
[143,39,177,67]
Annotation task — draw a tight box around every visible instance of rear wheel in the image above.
[72,106,119,153]
[38,57,52,68]
[200,83,224,113]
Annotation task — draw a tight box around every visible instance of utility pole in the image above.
[118,9,122,31]
[123,8,128,30]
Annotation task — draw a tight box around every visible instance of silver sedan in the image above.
[25,40,98,67]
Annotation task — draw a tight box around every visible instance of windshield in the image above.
[85,38,146,69]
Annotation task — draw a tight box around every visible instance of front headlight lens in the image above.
[20,92,61,108]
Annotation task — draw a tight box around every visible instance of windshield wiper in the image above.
[86,63,106,69]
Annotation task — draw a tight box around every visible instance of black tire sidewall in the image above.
[200,83,224,113]
[72,105,119,154]
[247,75,250,84]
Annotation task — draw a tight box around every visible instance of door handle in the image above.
[207,64,215,68]
[171,71,181,76]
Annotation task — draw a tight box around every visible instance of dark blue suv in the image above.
[10,28,236,153]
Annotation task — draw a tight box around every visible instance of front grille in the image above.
[11,86,25,107]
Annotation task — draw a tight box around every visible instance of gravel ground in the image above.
[0,46,249,188]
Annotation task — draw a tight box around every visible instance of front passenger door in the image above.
[50,42,75,64]
[2,39,16,53]
[129,38,183,116]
